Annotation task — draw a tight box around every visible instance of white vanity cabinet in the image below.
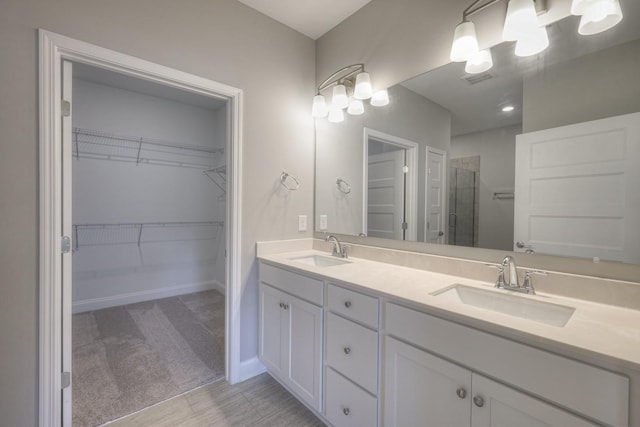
[324,284,380,427]
[384,336,599,427]
[383,302,629,427]
[258,264,324,412]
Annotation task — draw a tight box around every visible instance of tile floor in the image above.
[107,373,326,426]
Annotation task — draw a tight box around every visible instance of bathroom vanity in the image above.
[257,240,639,427]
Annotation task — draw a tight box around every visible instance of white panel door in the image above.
[61,59,74,427]
[383,337,471,427]
[471,374,599,427]
[367,150,405,239]
[425,147,447,244]
[287,294,323,412]
[258,284,287,377]
[514,112,640,263]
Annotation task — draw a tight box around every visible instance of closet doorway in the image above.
[69,62,228,426]
[39,30,243,427]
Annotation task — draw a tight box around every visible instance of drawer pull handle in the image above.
[473,395,484,408]
[342,407,350,416]
[343,347,351,355]
[456,387,467,399]
[344,300,352,308]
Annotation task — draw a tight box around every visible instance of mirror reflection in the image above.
[315,7,640,265]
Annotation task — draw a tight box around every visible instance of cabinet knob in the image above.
[344,300,352,308]
[342,407,350,416]
[283,303,289,310]
[279,302,284,308]
[343,346,351,355]
[456,387,467,399]
[473,395,485,407]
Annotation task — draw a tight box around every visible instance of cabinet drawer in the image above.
[326,312,378,394]
[385,302,629,427]
[325,368,377,427]
[327,283,378,328]
[259,262,323,306]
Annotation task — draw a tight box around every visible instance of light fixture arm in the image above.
[463,0,503,21]
[317,63,365,94]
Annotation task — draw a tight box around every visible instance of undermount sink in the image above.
[289,254,351,267]
[431,284,575,327]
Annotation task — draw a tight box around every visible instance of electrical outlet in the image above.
[319,215,328,231]
[298,215,307,232]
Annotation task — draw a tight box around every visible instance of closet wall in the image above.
[72,76,227,313]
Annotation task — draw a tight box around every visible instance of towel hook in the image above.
[336,178,351,194]
[280,172,300,191]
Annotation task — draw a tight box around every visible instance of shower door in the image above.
[448,167,476,247]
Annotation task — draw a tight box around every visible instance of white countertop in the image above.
[259,249,640,371]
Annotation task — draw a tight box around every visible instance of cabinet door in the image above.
[383,337,471,427]
[258,284,287,377]
[287,294,323,412]
[471,374,599,427]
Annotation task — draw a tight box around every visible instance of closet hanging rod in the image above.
[73,128,224,155]
[74,221,224,228]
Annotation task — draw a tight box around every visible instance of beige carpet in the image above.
[72,289,225,427]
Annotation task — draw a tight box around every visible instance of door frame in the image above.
[39,29,244,426]
[362,128,419,241]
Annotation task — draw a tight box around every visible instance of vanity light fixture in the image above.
[571,0,623,35]
[312,63,389,121]
[465,49,494,74]
[501,105,515,112]
[450,0,624,70]
[370,90,390,107]
[450,0,549,73]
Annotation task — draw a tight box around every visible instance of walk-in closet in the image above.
[69,63,228,426]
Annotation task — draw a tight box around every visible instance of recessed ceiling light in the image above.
[502,105,515,112]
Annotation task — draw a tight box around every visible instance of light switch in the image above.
[319,215,328,231]
[298,215,307,232]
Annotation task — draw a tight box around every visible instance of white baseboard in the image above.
[237,356,266,383]
[72,280,221,313]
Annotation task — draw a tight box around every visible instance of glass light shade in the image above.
[450,21,480,62]
[515,26,549,56]
[311,94,328,118]
[578,0,623,35]
[327,107,345,123]
[465,49,494,74]
[502,0,539,42]
[370,90,389,107]
[571,0,592,15]
[347,99,365,115]
[354,72,373,100]
[331,84,349,109]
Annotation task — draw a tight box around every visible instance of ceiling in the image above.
[236,0,372,39]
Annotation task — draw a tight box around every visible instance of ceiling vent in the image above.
[462,71,496,85]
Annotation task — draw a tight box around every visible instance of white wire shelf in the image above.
[73,128,224,169]
[72,221,224,251]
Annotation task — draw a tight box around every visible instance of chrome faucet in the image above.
[325,235,348,258]
[501,256,519,288]
[486,256,544,294]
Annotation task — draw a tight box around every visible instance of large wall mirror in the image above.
[315,2,640,276]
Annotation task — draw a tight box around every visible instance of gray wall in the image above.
[0,0,314,424]
[523,38,640,132]
[450,125,520,251]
